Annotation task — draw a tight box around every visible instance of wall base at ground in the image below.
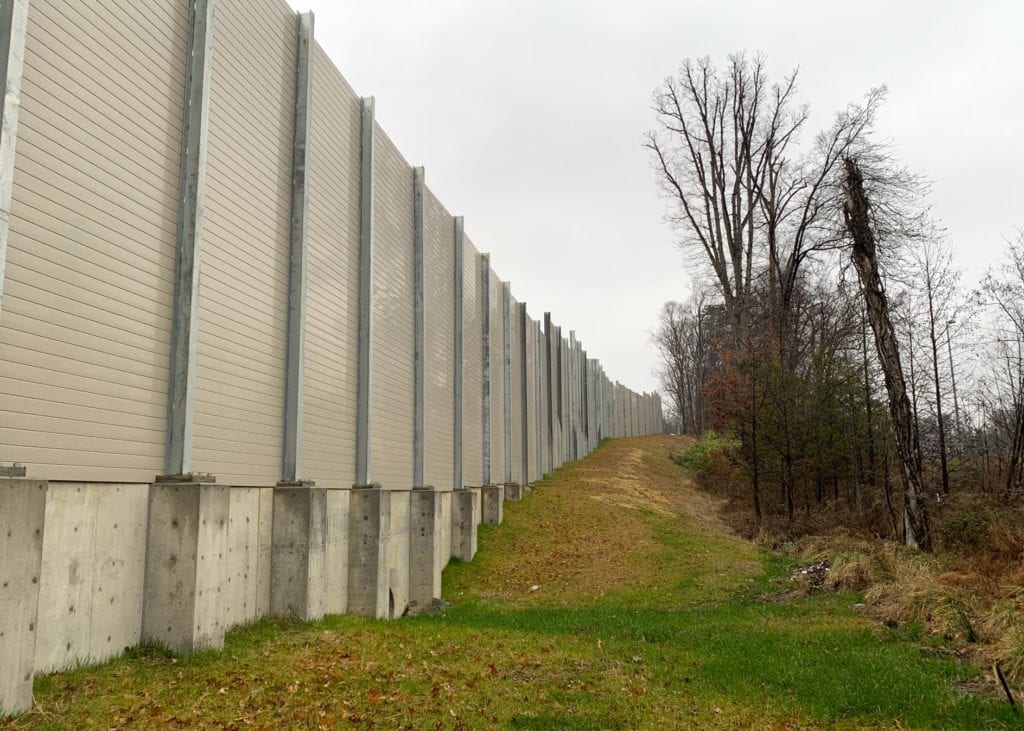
[0,466,545,717]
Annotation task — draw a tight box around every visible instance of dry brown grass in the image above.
[788,526,1024,690]
[684,441,1024,692]
[448,435,763,607]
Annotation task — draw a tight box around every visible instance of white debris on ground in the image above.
[791,560,831,593]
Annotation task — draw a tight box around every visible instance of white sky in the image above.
[288,0,1024,394]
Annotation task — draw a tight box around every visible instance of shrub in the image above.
[675,431,739,476]
[937,511,992,554]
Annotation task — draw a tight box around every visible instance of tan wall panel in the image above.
[0,0,186,481]
[488,269,504,483]
[539,325,549,475]
[300,45,362,488]
[509,296,522,485]
[193,0,295,484]
[368,129,414,489]
[424,189,455,489]
[461,238,483,487]
[525,318,538,482]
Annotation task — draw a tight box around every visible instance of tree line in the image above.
[648,54,1023,550]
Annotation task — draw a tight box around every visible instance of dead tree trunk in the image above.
[843,157,931,550]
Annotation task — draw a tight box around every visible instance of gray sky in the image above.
[289,0,1024,394]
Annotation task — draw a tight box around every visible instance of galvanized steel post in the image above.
[480,254,491,485]
[559,332,564,461]
[0,0,27,329]
[518,302,528,484]
[452,216,464,489]
[164,0,215,477]
[543,313,554,471]
[282,11,315,482]
[502,282,512,484]
[534,320,543,480]
[582,353,589,451]
[355,97,375,485]
[412,166,425,487]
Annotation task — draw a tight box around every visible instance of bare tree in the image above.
[902,239,963,493]
[980,230,1024,500]
[843,157,932,550]
[645,54,771,343]
[652,291,723,434]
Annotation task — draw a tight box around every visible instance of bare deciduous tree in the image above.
[652,289,723,434]
[843,157,931,550]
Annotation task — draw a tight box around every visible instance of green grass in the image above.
[7,436,1021,729]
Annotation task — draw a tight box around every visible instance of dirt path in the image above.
[448,435,763,606]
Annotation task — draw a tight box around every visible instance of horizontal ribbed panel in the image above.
[0,0,185,481]
[526,317,538,482]
[488,268,504,484]
[509,295,522,485]
[424,188,454,489]
[368,128,414,489]
[192,0,296,484]
[461,238,483,487]
[300,44,362,488]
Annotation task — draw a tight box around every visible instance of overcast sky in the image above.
[288,0,1023,394]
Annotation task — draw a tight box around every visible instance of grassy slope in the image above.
[6,436,1020,729]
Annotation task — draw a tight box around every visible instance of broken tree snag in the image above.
[842,157,932,551]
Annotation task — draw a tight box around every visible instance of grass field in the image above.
[5,435,1020,729]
